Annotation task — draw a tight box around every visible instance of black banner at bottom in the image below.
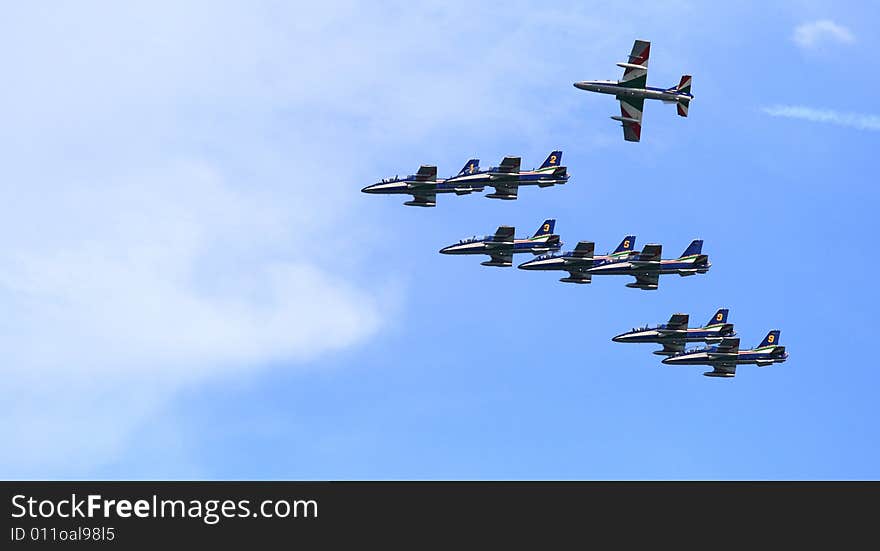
[1,482,875,547]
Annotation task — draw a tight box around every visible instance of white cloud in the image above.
[793,20,855,49]
[0,0,685,476]
[762,105,880,131]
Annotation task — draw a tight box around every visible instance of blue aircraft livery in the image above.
[483,151,570,200]
[585,239,710,290]
[517,236,637,284]
[662,330,789,378]
[612,309,736,355]
[439,219,562,267]
[361,158,484,207]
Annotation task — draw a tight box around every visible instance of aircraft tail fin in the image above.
[758,330,781,349]
[675,75,692,117]
[679,239,703,258]
[706,308,729,327]
[613,235,636,255]
[458,159,479,176]
[675,75,692,95]
[539,150,562,169]
[533,219,556,238]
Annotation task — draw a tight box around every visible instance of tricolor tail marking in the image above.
[532,219,556,238]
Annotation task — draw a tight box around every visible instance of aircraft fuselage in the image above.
[586,256,711,276]
[662,349,789,367]
[517,251,636,271]
[361,178,483,196]
[573,80,692,103]
[612,327,732,345]
[440,237,561,256]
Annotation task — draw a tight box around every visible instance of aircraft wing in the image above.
[490,225,516,244]
[487,180,519,200]
[631,272,660,290]
[562,271,592,284]
[407,190,436,207]
[633,244,662,265]
[617,97,645,143]
[619,39,650,86]
[658,313,689,333]
[569,241,595,260]
[488,251,513,266]
[495,156,521,174]
[712,338,740,356]
[658,342,685,355]
[704,364,737,378]
[414,165,437,181]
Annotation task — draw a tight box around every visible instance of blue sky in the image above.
[1,1,878,479]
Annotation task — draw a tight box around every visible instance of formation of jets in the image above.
[614,311,788,377]
[518,236,709,290]
[361,38,789,378]
[361,152,568,207]
[574,39,693,142]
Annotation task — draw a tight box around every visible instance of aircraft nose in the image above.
[611,334,625,343]
[361,184,378,193]
[573,81,587,90]
[661,357,674,365]
[438,245,454,254]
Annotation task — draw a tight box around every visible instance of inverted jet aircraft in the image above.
[361,159,484,207]
[612,309,736,356]
[439,219,562,267]
[586,239,710,290]
[573,39,693,142]
[517,236,637,284]
[483,151,570,200]
[662,330,789,378]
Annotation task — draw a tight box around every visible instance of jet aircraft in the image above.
[361,159,484,207]
[612,309,736,356]
[439,219,561,267]
[482,151,570,200]
[661,331,789,378]
[517,236,637,284]
[573,39,693,142]
[586,239,710,290]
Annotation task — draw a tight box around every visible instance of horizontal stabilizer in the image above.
[677,99,690,117]
[543,235,562,249]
